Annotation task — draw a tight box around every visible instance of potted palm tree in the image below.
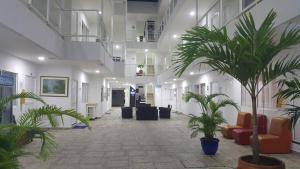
[174,10,300,168]
[0,92,90,169]
[184,92,239,155]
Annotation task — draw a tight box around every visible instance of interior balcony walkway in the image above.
[19,108,300,169]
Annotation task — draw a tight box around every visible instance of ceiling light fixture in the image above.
[112,77,116,80]
[115,45,120,49]
[145,49,149,52]
[190,71,194,75]
[173,78,177,81]
[95,70,100,73]
[98,11,102,15]
[189,11,195,16]
[173,34,178,39]
[37,56,45,61]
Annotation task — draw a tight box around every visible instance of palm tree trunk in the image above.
[251,95,260,163]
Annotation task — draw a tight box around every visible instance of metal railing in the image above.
[126,30,159,42]
[157,0,182,39]
[124,64,164,77]
[21,0,115,60]
[197,0,263,29]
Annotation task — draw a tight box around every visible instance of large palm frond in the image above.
[275,78,300,101]
[0,92,45,112]
[283,104,300,129]
[183,92,227,112]
[18,105,91,129]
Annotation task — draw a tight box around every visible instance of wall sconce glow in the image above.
[145,49,149,52]
[37,56,45,61]
[190,71,194,75]
[189,11,195,16]
[115,45,120,49]
[95,70,100,73]
[173,34,178,39]
[98,11,102,15]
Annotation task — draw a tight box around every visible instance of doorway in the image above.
[112,89,125,107]
[0,71,16,124]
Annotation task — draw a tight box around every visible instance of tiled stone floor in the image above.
[20,108,300,169]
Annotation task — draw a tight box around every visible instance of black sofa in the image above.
[121,107,133,119]
[159,107,171,119]
[136,106,158,120]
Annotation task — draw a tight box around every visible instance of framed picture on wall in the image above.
[40,76,69,97]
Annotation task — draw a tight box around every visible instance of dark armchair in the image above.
[121,107,133,119]
[159,107,171,119]
[136,106,158,120]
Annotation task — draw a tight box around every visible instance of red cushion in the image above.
[257,114,267,134]
[232,129,252,145]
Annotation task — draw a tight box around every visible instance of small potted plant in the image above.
[137,64,144,74]
[184,92,239,155]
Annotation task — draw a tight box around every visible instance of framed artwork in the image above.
[40,76,69,97]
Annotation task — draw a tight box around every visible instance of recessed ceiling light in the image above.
[98,11,102,15]
[37,56,45,61]
[145,49,148,52]
[190,71,194,75]
[112,77,116,80]
[173,34,178,39]
[173,78,177,81]
[95,70,100,73]
[115,45,120,49]
[189,11,195,16]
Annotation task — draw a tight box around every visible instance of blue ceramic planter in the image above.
[200,137,219,155]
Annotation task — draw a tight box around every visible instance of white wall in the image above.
[88,75,112,117]
[0,52,38,120]
[0,53,95,128]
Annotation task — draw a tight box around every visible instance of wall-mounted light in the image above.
[173,34,178,39]
[189,11,195,16]
[37,56,45,61]
[145,49,149,52]
[98,11,102,15]
[115,45,120,49]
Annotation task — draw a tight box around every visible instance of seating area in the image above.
[222,112,292,154]
[232,114,267,145]
[121,106,172,120]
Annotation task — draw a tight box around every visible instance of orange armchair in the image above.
[258,117,292,154]
[222,112,251,139]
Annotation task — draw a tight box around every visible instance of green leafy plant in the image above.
[137,64,144,69]
[174,10,300,163]
[184,92,239,139]
[0,92,90,169]
[275,78,300,129]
